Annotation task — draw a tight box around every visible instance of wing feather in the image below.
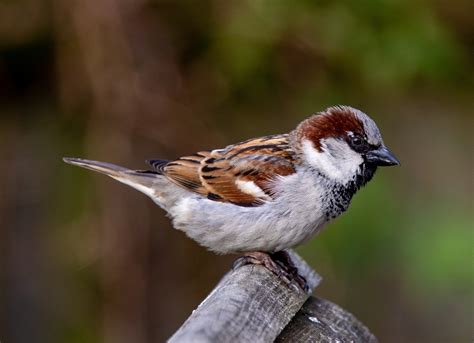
[149,135,296,206]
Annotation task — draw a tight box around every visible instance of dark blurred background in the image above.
[0,0,472,342]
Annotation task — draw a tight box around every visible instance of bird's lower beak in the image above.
[365,146,400,166]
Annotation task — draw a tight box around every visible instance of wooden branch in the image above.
[169,250,377,342]
[169,250,320,343]
[276,297,378,342]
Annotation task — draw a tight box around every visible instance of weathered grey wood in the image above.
[169,250,321,343]
[169,250,377,342]
[276,296,378,343]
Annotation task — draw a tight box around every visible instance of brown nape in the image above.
[296,107,365,151]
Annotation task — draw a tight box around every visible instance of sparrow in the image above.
[64,106,399,289]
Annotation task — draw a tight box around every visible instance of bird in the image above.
[64,105,399,290]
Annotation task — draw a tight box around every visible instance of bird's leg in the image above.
[233,251,307,292]
[270,250,298,274]
[270,250,308,292]
[233,252,283,276]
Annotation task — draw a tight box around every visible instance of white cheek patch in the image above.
[302,139,363,184]
[235,180,271,200]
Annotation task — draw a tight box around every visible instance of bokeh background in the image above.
[0,0,472,342]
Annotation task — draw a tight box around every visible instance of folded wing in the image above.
[148,135,296,206]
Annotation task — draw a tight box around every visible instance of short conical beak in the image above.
[365,146,400,166]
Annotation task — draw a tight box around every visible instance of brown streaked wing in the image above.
[200,134,296,206]
[161,151,211,195]
[157,135,296,207]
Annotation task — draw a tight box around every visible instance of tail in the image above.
[63,157,160,198]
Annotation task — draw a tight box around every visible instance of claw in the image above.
[271,250,309,292]
[233,251,309,292]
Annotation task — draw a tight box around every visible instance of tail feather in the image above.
[146,159,169,173]
[63,157,132,176]
[63,157,160,198]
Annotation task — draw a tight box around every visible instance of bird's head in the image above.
[292,106,399,187]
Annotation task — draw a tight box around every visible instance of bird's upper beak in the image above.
[365,146,400,166]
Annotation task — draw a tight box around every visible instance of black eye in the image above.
[349,135,369,153]
[351,136,363,146]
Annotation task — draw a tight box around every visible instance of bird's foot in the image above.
[270,250,308,292]
[233,251,308,292]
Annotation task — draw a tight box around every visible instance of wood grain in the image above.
[169,250,377,342]
[276,296,378,342]
[169,250,320,343]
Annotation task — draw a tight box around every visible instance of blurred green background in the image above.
[0,0,472,342]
